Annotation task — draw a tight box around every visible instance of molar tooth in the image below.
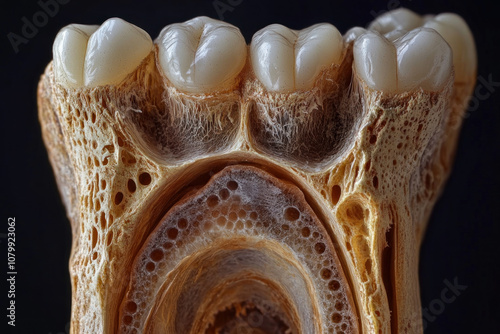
[250,24,296,92]
[156,16,247,94]
[369,8,423,34]
[52,24,98,87]
[343,27,366,43]
[384,29,407,42]
[395,28,452,91]
[84,18,153,87]
[424,13,477,82]
[251,23,343,92]
[353,31,397,92]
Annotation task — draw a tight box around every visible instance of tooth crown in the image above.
[250,23,344,92]
[39,12,477,334]
[157,16,247,93]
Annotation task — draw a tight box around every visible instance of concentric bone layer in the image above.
[38,9,476,334]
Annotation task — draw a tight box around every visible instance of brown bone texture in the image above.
[38,39,475,334]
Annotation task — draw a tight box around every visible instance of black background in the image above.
[1,0,499,333]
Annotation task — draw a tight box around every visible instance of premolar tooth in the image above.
[424,13,477,82]
[369,8,422,34]
[353,31,397,92]
[156,16,247,93]
[251,23,343,92]
[52,24,98,87]
[84,18,153,87]
[395,28,452,91]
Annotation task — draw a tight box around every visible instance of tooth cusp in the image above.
[251,23,344,92]
[84,18,153,87]
[353,31,397,92]
[52,24,98,87]
[395,27,452,91]
[157,16,247,94]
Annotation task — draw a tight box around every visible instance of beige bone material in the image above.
[38,15,476,334]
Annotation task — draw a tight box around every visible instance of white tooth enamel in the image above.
[84,18,153,87]
[250,24,296,92]
[52,24,98,87]
[295,24,344,89]
[251,23,343,92]
[424,13,477,82]
[384,29,407,42]
[157,16,247,93]
[369,8,423,34]
[395,28,452,91]
[343,27,367,43]
[353,31,397,92]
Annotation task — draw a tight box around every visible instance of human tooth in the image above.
[384,29,407,42]
[354,28,452,92]
[251,23,343,92]
[157,16,247,94]
[395,28,452,91]
[343,26,366,43]
[84,18,153,87]
[368,8,423,34]
[52,24,98,87]
[424,13,477,82]
[353,31,397,92]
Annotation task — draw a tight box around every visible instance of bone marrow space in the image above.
[121,166,358,334]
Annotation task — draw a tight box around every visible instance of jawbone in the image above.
[38,8,476,334]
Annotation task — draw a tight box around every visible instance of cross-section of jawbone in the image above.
[37,10,476,334]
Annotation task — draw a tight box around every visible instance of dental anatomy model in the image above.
[38,8,476,334]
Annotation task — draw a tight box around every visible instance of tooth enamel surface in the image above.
[384,29,407,42]
[369,8,423,34]
[84,18,153,87]
[353,31,397,92]
[424,13,477,82]
[343,27,366,43]
[395,28,452,91]
[157,16,247,94]
[251,23,343,92]
[52,24,98,87]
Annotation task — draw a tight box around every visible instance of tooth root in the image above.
[424,13,477,82]
[251,23,344,92]
[84,18,153,87]
[353,31,397,92]
[157,16,247,94]
[294,23,343,90]
[52,24,98,87]
[369,8,423,34]
[395,28,452,91]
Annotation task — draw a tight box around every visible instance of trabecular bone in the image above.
[38,8,476,334]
